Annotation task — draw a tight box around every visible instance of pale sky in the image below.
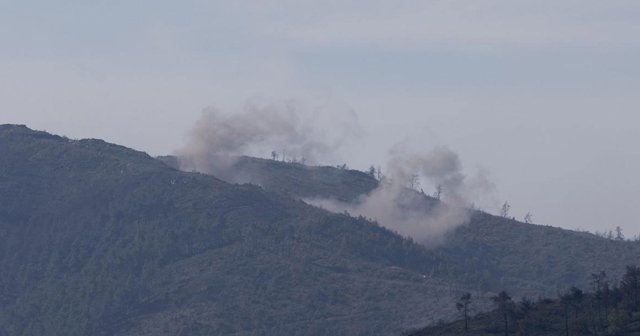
[2,0,640,236]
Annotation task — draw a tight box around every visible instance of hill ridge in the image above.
[2,125,640,335]
[0,125,465,335]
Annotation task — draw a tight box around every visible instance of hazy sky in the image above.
[2,0,640,235]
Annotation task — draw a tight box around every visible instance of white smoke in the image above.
[307,147,495,245]
[176,101,495,245]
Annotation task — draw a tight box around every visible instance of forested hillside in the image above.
[1,125,639,335]
[0,125,470,335]
[410,266,640,335]
[162,152,640,297]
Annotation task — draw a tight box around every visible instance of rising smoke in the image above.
[176,99,360,181]
[307,147,495,245]
[177,100,494,245]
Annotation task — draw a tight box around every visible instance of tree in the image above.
[518,296,534,315]
[271,150,278,161]
[375,166,383,181]
[590,271,608,329]
[500,201,511,218]
[606,230,614,240]
[621,265,640,311]
[433,184,443,200]
[492,291,513,336]
[524,212,533,224]
[615,226,625,241]
[456,292,472,333]
[516,297,535,336]
[561,286,584,336]
[367,165,376,177]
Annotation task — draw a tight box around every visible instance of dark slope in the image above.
[3,125,640,335]
[161,152,640,305]
[437,213,640,296]
[0,125,468,336]
[412,299,640,336]
[410,267,640,336]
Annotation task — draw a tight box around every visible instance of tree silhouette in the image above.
[516,297,534,335]
[417,264,640,336]
[375,166,383,181]
[367,165,376,177]
[500,201,511,218]
[561,286,583,336]
[456,292,472,333]
[621,265,640,311]
[590,271,608,330]
[492,291,513,336]
[433,184,442,200]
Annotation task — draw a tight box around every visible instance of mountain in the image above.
[0,125,467,336]
[1,125,639,335]
[161,154,640,297]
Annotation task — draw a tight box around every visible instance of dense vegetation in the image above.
[410,266,640,335]
[437,213,640,297]
[163,153,640,298]
[0,125,465,335]
[2,124,640,335]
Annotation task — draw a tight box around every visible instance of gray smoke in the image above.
[388,146,466,202]
[176,99,360,181]
[307,147,495,245]
[176,101,494,245]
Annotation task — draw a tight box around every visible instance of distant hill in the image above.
[1,125,639,335]
[162,153,640,297]
[0,125,469,336]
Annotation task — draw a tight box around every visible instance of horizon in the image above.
[2,1,640,236]
[0,121,632,240]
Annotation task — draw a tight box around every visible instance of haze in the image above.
[1,0,639,236]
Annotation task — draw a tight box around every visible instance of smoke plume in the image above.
[176,100,494,245]
[177,99,360,181]
[307,147,494,245]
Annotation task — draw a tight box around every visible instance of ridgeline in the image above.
[1,125,639,335]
